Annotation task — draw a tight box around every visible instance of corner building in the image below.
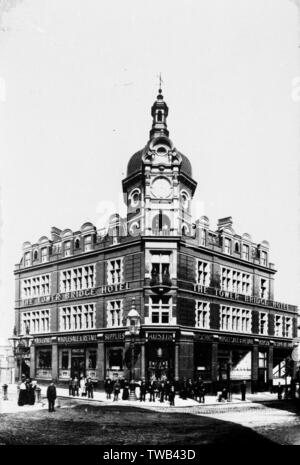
[14,89,298,392]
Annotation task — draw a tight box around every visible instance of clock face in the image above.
[151,177,171,198]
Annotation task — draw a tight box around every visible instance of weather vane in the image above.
[158,73,163,92]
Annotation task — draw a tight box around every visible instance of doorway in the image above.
[71,349,85,378]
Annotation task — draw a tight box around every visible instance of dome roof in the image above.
[126,147,193,178]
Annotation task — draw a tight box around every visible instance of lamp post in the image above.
[126,298,140,401]
[9,325,33,382]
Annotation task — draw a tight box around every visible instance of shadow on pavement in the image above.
[0,402,276,445]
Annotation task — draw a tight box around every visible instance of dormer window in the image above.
[75,238,80,250]
[242,244,249,260]
[261,251,267,267]
[64,241,71,257]
[84,235,92,252]
[41,247,48,263]
[24,252,31,267]
[224,238,231,255]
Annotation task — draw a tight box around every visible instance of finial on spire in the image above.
[158,72,163,93]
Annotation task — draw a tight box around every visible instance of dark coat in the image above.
[47,385,57,400]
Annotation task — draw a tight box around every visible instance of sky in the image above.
[0,0,299,339]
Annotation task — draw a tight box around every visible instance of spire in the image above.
[149,75,169,139]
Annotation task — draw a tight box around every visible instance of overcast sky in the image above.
[0,0,299,339]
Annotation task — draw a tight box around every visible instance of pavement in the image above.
[0,383,284,414]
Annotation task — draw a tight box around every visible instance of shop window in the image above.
[107,258,123,285]
[150,252,171,285]
[37,349,52,369]
[88,350,97,370]
[61,350,69,370]
[259,312,268,335]
[196,260,210,287]
[108,348,123,370]
[107,300,123,328]
[195,301,210,329]
[149,296,172,324]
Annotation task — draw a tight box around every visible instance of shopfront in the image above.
[145,331,175,381]
[104,331,125,380]
[57,334,98,381]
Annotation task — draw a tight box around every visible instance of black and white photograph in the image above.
[0,0,300,455]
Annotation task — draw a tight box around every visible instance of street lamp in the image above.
[9,325,33,382]
[126,298,141,400]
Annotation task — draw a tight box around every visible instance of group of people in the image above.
[68,375,94,399]
[103,376,206,405]
[17,375,41,406]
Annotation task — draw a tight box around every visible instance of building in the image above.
[13,88,298,392]
[0,338,15,385]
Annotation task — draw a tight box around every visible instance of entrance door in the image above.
[146,343,174,381]
[71,356,85,379]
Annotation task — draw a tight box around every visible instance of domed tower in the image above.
[122,87,197,237]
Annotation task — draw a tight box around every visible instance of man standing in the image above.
[47,381,57,412]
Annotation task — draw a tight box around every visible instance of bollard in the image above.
[36,386,41,403]
[2,384,8,400]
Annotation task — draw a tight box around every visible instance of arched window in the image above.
[75,238,80,250]
[157,110,162,122]
[182,225,188,236]
[235,242,240,253]
[152,212,170,236]
[33,250,38,260]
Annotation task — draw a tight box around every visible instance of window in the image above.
[24,252,31,267]
[83,235,92,252]
[41,247,48,263]
[61,350,69,370]
[180,191,189,210]
[37,349,52,369]
[21,310,50,334]
[75,238,80,250]
[242,244,249,260]
[261,251,268,267]
[200,229,206,246]
[33,250,38,260]
[149,296,172,324]
[196,260,210,287]
[224,238,231,255]
[234,242,240,253]
[259,312,268,335]
[220,306,252,333]
[60,304,95,331]
[21,274,51,298]
[88,350,97,369]
[64,241,71,257]
[260,279,268,299]
[107,300,123,328]
[107,258,123,285]
[60,265,95,292]
[150,253,170,284]
[195,301,210,329]
[221,267,251,295]
[284,317,292,338]
[274,315,283,337]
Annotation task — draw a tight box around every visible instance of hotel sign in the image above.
[194,285,293,311]
[22,282,130,307]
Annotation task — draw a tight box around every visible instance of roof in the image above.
[126,147,193,178]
